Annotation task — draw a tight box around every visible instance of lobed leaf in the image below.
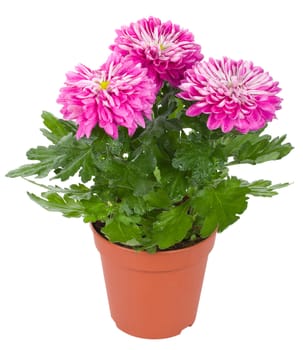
[27,192,84,218]
[40,111,77,143]
[102,215,143,245]
[6,161,54,178]
[151,203,193,249]
[191,177,249,237]
[244,179,290,197]
[223,132,294,165]
[27,184,110,222]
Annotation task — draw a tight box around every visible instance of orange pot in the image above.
[92,224,216,339]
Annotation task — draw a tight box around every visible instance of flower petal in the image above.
[178,57,282,133]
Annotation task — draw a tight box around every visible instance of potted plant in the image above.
[6,17,293,339]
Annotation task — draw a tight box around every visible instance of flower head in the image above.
[178,57,282,133]
[110,16,203,87]
[57,54,157,139]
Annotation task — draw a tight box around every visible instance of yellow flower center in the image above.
[160,43,166,51]
[100,80,110,90]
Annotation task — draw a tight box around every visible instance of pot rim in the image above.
[90,223,216,255]
[91,223,216,272]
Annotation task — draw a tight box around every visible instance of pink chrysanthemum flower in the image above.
[57,54,157,139]
[177,57,282,133]
[110,17,203,87]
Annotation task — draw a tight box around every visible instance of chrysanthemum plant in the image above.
[7,17,293,251]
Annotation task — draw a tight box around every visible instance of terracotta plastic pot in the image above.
[92,224,216,339]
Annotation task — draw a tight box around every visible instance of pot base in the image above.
[114,322,189,339]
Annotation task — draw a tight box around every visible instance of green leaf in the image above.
[223,132,294,165]
[28,189,110,222]
[68,184,92,199]
[173,142,210,173]
[97,158,131,189]
[27,192,84,218]
[131,178,156,196]
[245,179,290,197]
[6,134,95,181]
[103,215,143,245]
[130,145,157,174]
[191,177,249,237]
[81,197,110,223]
[50,134,94,181]
[40,111,76,143]
[143,189,171,209]
[172,139,222,184]
[161,169,188,202]
[26,145,57,161]
[6,113,98,182]
[152,203,193,249]
[24,179,92,200]
[96,154,157,196]
[120,195,147,216]
[79,154,96,183]
[6,161,54,178]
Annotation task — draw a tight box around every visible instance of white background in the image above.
[1,0,302,349]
